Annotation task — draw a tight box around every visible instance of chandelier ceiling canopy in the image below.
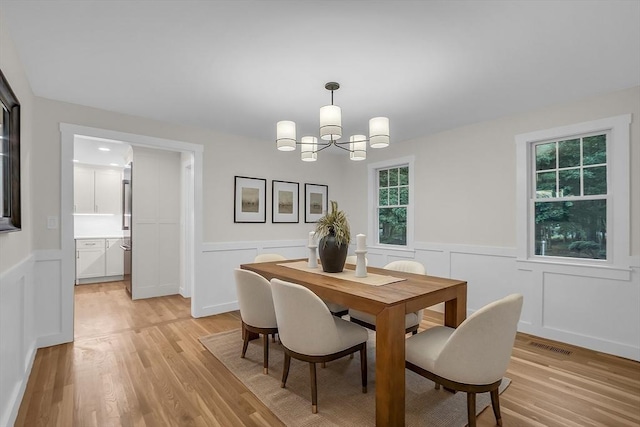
[276,82,390,162]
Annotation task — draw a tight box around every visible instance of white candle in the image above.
[356,234,366,251]
[308,231,315,246]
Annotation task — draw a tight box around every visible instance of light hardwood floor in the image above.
[16,281,640,426]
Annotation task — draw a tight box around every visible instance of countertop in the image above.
[75,235,126,240]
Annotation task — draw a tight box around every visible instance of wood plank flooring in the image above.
[15,281,640,426]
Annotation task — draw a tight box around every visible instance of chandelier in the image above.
[276,82,390,162]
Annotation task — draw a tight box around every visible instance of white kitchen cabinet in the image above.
[74,165,122,214]
[105,238,124,276]
[76,238,125,283]
[76,239,106,280]
[74,166,95,214]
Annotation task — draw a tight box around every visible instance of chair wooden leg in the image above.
[360,345,367,393]
[281,353,291,388]
[262,334,269,374]
[321,362,326,368]
[241,326,250,358]
[467,392,477,427]
[310,362,318,414]
[434,382,440,390]
[490,388,503,426]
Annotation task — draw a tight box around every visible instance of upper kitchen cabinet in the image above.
[74,165,122,214]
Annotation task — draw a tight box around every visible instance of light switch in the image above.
[47,216,58,229]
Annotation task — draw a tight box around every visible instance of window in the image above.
[368,156,414,248]
[516,115,630,267]
[533,133,608,259]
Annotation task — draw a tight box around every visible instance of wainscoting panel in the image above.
[450,250,519,312]
[34,256,62,339]
[197,240,308,318]
[0,255,36,427]
[194,239,639,361]
[542,270,640,354]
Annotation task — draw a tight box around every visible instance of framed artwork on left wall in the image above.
[234,176,267,223]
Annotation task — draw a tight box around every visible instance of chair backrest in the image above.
[270,278,348,356]
[384,260,426,275]
[254,253,287,263]
[234,269,278,328]
[435,293,523,385]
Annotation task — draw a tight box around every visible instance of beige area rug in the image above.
[199,329,510,427]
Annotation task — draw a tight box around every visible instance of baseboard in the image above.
[76,275,123,285]
[194,301,239,318]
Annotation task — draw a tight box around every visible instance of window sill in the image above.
[368,245,416,254]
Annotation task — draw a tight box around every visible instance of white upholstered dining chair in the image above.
[405,293,523,427]
[234,269,279,374]
[254,253,287,263]
[270,278,369,414]
[349,260,426,334]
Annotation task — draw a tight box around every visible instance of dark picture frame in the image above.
[304,183,328,223]
[272,180,299,223]
[234,176,267,223]
[0,68,21,233]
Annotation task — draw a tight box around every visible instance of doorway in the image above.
[60,123,203,344]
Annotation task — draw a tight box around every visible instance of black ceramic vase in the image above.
[318,230,348,273]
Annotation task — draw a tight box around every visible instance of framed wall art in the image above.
[272,180,299,223]
[304,183,328,223]
[234,176,267,223]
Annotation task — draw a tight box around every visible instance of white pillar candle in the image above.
[356,234,366,251]
[309,231,316,246]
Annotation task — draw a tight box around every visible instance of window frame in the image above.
[516,115,631,268]
[531,131,610,261]
[368,156,415,249]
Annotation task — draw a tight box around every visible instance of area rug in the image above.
[199,329,510,427]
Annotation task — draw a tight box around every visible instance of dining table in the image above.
[240,258,467,427]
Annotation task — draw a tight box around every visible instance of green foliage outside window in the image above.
[534,134,607,260]
[378,166,409,245]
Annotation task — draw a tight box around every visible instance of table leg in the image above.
[375,304,406,426]
[444,283,467,327]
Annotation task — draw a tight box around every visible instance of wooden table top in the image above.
[241,259,467,316]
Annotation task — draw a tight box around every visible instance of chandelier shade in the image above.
[349,135,367,161]
[275,82,389,161]
[276,120,297,151]
[301,136,318,162]
[319,105,342,140]
[369,117,390,148]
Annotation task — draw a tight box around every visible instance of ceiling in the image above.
[74,136,130,167]
[2,1,639,145]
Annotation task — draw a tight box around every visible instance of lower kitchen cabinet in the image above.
[76,238,125,284]
[106,238,124,276]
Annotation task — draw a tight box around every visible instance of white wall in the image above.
[0,12,37,427]
[0,13,33,274]
[339,86,640,360]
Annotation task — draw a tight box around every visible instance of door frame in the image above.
[60,123,204,343]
